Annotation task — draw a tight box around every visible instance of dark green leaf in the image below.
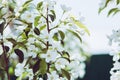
[50,10,56,18]
[0,19,5,35]
[37,2,43,10]
[60,40,64,46]
[117,0,120,5]
[6,38,17,45]
[105,0,111,7]
[34,27,40,35]
[23,27,31,37]
[39,59,47,75]
[98,0,111,13]
[62,51,70,58]
[49,14,55,22]
[68,29,82,43]
[58,30,65,40]
[61,69,70,80]
[107,8,119,16]
[22,0,32,7]
[14,49,24,63]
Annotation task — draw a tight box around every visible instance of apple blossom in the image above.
[41,49,60,63]
[55,58,69,70]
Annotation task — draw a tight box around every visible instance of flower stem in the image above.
[46,7,50,34]
[46,7,50,50]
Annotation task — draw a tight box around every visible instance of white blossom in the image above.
[47,71,59,80]
[15,63,24,76]
[55,58,69,70]
[41,49,60,63]
[21,11,35,23]
[61,5,71,12]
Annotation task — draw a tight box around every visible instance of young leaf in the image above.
[34,27,40,35]
[34,16,40,27]
[40,25,46,31]
[71,17,90,35]
[14,49,24,63]
[61,69,70,80]
[52,33,59,41]
[68,29,82,43]
[37,2,43,10]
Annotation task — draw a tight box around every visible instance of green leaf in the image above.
[52,33,59,41]
[22,0,32,7]
[34,27,40,35]
[14,49,24,63]
[117,0,120,5]
[98,0,111,13]
[6,38,17,45]
[39,59,47,75]
[61,69,70,80]
[58,30,65,40]
[37,2,43,10]
[49,10,56,22]
[107,8,120,16]
[49,14,55,22]
[23,27,31,37]
[72,17,90,35]
[62,51,70,58]
[40,25,46,31]
[68,29,82,43]
[105,0,111,7]
[34,16,40,27]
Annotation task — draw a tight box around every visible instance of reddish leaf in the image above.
[14,49,24,63]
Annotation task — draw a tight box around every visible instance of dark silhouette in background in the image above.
[80,54,113,80]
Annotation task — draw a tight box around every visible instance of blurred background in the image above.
[57,0,120,80]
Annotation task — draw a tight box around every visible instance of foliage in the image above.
[0,0,89,80]
[99,0,120,16]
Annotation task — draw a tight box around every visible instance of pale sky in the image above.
[58,0,120,54]
[5,0,120,54]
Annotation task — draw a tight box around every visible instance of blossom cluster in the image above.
[107,29,120,80]
[0,0,89,80]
